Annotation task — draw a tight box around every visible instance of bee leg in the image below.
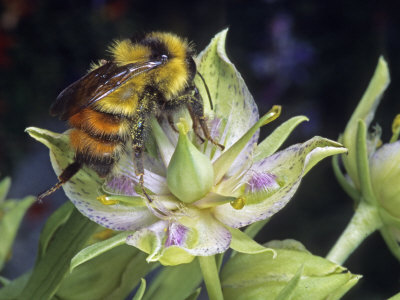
[188,88,225,150]
[37,161,82,202]
[167,115,179,133]
[187,107,205,143]
[133,145,153,203]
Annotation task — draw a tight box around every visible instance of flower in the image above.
[27,29,346,266]
[330,56,400,263]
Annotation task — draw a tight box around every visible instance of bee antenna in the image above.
[197,71,213,110]
[37,161,82,202]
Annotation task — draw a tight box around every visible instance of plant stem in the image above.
[326,201,383,265]
[198,255,224,300]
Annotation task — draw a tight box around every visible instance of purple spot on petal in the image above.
[106,175,137,196]
[165,223,188,247]
[246,172,278,193]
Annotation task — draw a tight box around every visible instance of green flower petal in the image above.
[195,29,259,159]
[213,137,347,228]
[342,56,390,188]
[126,209,232,265]
[26,127,158,231]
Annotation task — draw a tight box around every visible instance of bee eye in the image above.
[161,54,168,63]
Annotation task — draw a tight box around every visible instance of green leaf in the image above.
[388,291,400,300]
[342,57,390,188]
[0,276,10,286]
[132,279,146,300]
[57,245,154,300]
[38,201,74,258]
[0,177,11,204]
[143,260,202,300]
[0,194,35,270]
[184,288,201,300]
[221,240,361,300]
[254,116,309,161]
[275,265,303,300]
[18,208,98,300]
[0,271,31,300]
[228,227,276,257]
[71,231,132,271]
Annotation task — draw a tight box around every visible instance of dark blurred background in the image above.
[1,0,400,299]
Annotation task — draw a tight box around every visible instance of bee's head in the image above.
[141,32,196,98]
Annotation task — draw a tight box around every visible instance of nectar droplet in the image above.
[230,196,246,210]
[97,195,119,205]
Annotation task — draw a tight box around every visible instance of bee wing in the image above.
[50,60,163,120]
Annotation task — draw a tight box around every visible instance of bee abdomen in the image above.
[69,127,124,178]
[69,108,130,142]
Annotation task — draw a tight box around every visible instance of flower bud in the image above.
[370,141,400,218]
[167,119,214,203]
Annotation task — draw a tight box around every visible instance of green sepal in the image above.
[228,227,276,256]
[213,106,281,184]
[243,219,269,240]
[143,260,203,300]
[70,231,132,271]
[332,152,360,203]
[56,245,154,300]
[221,240,361,300]
[380,226,400,262]
[38,201,74,258]
[275,265,303,300]
[0,184,35,270]
[342,57,390,188]
[254,116,309,161]
[303,138,347,176]
[356,119,377,205]
[132,279,146,300]
[17,208,98,300]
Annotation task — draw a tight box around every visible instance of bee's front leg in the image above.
[187,87,225,150]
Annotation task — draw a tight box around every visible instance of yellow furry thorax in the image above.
[108,32,194,99]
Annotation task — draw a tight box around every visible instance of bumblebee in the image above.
[38,32,223,202]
